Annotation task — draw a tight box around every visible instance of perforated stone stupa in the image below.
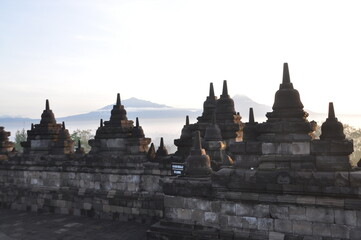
[174,81,243,165]
[21,100,74,155]
[88,93,151,155]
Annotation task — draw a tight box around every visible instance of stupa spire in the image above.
[186,115,189,126]
[46,99,50,111]
[147,143,156,161]
[116,93,121,106]
[328,102,336,119]
[209,82,215,98]
[136,117,139,127]
[282,63,291,84]
[75,139,85,154]
[62,121,65,129]
[192,131,202,155]
[249,108,255,123]
[100,119,103,127]
[156,137,168,158]
[221,80,229,97]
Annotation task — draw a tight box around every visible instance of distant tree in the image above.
[70,129,93,153]
[14,129,27,152]
[343,124,361,166]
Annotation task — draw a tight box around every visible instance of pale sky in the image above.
[1,0,361,119]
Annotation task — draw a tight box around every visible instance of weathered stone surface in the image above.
[269,231,285,240]
[315,155,352,171]
[270,205,288,219]
[306,207,334,223]
[349,227,361,240]
[312,222,331,237]
[292,220,312,235]
[291,142,310,155]
[257,218,273,231]
[274,219,293,233]
[289,206,306,221]
[350,171,361,187]
[335,209,357,226]
[204,211,218,224]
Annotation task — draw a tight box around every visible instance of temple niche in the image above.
[0,126,15,160]
[88,94,151,156]
[21,100,74,155]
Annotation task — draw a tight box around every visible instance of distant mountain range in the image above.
[1,96,360,135]
[59,97,201,122]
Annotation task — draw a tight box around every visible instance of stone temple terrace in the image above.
[1,63,361,240]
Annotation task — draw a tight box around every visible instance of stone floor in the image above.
[0,209,149,240]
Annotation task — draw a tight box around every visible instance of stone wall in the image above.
[155,194,361,239]
[0,155,170,224]
[148,173,361,240]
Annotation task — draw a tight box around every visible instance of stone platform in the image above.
[0,208,148,240]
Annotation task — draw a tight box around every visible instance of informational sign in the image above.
[171,163,185,175]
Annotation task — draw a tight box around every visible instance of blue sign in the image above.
[171,163,185,175]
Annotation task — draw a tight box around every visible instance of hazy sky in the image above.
[1,0,361,119]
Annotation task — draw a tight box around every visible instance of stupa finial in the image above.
[160,137,165,148]
[221,80,229,97]
[116,93,121,106]
[136,117,139,127]
[78,139,81,148]
[62,121,65,129]
[328,102,336,119]
[249,108,255,123]
[100,119,103,127]
[46,99,50,111]
[147,143,156,161]
[282,63,291,84]
[186,115,189,126]
[209,82,215,97]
